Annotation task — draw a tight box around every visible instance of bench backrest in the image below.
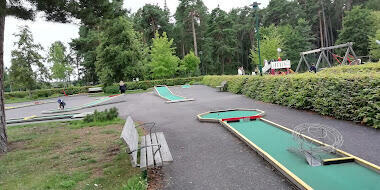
[120,116,139,167]
[88,87,103,92]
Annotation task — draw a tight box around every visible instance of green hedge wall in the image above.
[5,77,203,99]
[102,77,203,93]
[4,86,92,100]
[202,63,380,128]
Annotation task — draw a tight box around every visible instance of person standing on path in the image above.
[119,81,126,94]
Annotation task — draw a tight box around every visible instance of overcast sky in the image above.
[4,0,269,68]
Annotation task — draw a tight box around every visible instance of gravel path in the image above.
[5,85,380,190]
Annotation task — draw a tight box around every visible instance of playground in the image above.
[4,84,379,189]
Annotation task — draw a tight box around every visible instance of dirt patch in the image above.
[8,141,26,151]
[148,168,164,190]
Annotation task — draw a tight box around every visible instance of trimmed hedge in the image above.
[5,77,204,99]
[103,77,203,93]
[202,63,380,128]
[4,86,92,100]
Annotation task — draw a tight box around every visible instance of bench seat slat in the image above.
[151,133,163,166]
[156,132,173,163]
[140,136,147,170]
[145,134,154,168]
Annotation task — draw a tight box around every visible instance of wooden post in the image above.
[341,47,351,65]
[315,52,323,70]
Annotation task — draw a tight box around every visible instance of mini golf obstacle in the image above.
[154,85,194,103]
[6,112,93,125]
[42,94,125,114]
[197,109,380,190]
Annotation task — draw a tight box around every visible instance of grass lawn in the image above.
[88,89,152,98]
[0,119,147,190]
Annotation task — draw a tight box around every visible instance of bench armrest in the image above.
[128,144,162,156]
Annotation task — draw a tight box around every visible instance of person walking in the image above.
[119,81,126,94]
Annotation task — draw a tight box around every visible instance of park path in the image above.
[6,85,380,189]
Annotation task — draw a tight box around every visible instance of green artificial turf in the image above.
[228,120,380,190]
[200,110,260,120]
[155,86,185,101]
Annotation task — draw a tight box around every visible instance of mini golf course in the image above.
[42,94,124,114]
[197,109,380,190]
[154,85,194,103]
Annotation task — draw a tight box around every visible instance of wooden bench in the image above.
[120,116,173,170]
[216,81,228,92]
[88,87,103,93]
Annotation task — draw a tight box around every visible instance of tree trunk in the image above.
[0,13,8,153]
[319,10,324,47]
[191,12,198,56]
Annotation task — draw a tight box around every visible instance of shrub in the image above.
[104,84,120,94]
[202,64,380,128]
[83,107,119,123]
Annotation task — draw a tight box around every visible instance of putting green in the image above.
[200,110,261,120]
[227,119,380,190]
[155,86,185,101]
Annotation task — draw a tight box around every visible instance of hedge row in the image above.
[102,77,203,94]
[5,77,203,99]
[202,64,379,128]
[4,86,93,100]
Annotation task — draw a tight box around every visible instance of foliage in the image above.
[369,11,380,61]
[48,41,73,83]
[179,51,200,77]
[133,4,172,45]
[103,77,203,93]
[279,19,314,69]
[4,86,92,100]
[262,0,305,26]
[123,175,147,190]
[250,25,284,69]
[336,6,376,56]
[9,26,48,92]
[95,17,148,85]
[205,7,238,74]
[202,75,249,94]
[202,63,380,128]
[83,108,119,123]
[149,32,180,79]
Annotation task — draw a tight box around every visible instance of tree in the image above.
[206,7,238,74]
[9,26,47,93]
[95,17,148,85]
[150,32,179,79]
[279,19,314,69]
[250,25,284,69]
[174,0,208,58]
[48,41,72,84]
[133,4,173,45]
[369,11,380,61]
[179,51,200,76]
[69,0,127,85]
[262,0,305,26]
[0,0,122,153]
[336,6,376,56]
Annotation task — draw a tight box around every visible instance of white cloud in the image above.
[4,0,269,68]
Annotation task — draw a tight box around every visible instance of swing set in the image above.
[296,42,359,72]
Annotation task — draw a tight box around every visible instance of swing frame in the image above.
[296,42,358,72]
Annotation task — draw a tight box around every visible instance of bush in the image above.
[5,86,91,100]
[202,64,380,128]
[103,77,203,93]
[83,107,119,123]
[5,77,203,99]
[202,75,249,94]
